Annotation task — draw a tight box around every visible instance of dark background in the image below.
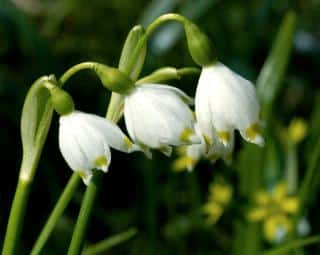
[0,0,319,254]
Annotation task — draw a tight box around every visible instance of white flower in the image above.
[124,84,200,157]
[175,124,234,171]
[59,111,139,185]
[195,62,264,147]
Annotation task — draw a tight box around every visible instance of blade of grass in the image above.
[82,228,138,255]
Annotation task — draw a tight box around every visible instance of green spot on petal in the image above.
[180,127,194,143]
[217,131,230,144]
[245,123,261,140]
[123,137,133,149]
[94,155,108,168]
[203,134,213,145]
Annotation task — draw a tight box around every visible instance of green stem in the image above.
[126,13,188,74]
[67,172,103,255]
[293,139,320,226]
[59,62,97,85]
[30,173,80,255]
[177,67,201,77]
[2,178,31,255]
[82,228,138,255]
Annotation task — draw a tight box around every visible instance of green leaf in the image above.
[20,76,54,181]
[82,228,138,255]
[256,11,296,120]
[262,236,320,255]
[118,25,146,81]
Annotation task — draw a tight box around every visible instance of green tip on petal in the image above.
[78,171,93,185]
[180,127,200,144]
[217,131,230,146]
[94,156,109,172]
[245,123,265,146]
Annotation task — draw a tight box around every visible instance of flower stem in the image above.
[67,172,104,255]
[1,178,31,255]
[59,62,97,85]
[126,13,188,74]
[30,173,80,255]
[177,67,201,77]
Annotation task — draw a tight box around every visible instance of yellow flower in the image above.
[203,179,233,224]
[288,118,307,144]
[247,182,299,243]
[264,215,292,243]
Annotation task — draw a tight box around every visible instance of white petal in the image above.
[74,111,139,153]
[59,114,92,172]
[125,94,162,148]
[125,85,197,149]
[138,84,194,105]
[195,62,263,146]
[195,72,216,145]
[69,113,108,171]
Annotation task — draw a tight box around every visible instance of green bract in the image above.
[94,64,135,94]
[47,85,75,116]
[20,75,55,181]
[184,21,217,67]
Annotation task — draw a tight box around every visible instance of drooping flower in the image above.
[173,124,234,171]
[247,182,299,243]
[59,111,139,184]
[124,84,200,157]
[195,62,264,147]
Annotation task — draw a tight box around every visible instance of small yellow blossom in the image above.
[247,182,299,243]
[203,179,233,224]
[288,118,307,144]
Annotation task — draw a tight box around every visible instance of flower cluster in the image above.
[46,16,264,184]
[53,60,264,184]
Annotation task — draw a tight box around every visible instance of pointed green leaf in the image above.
[257,11,296,120]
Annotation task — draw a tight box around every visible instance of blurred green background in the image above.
[1,0,320,254]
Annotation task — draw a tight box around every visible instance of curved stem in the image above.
[30,173,80,255]
[59,62,97,85]
[126,13,188,74]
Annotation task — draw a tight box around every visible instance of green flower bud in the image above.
[94,64,135,94]
[184,21,217,66]
[46,84,74,115]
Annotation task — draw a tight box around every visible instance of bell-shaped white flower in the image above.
[195,62,264,147]
[124,84,200,157]
[176,124,234,171]
[59,111,139,184]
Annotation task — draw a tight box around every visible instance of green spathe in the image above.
[184,21,217,67]
[94,64,135,94]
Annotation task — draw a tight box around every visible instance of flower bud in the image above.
[47,85,75,116]
[184,21,217,66]
[94,64,135,94]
